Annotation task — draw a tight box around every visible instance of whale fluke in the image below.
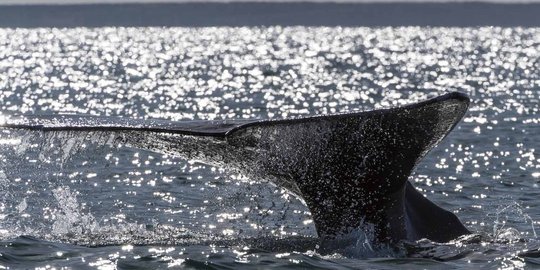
[0,92,470,243]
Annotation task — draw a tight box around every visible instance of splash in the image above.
[317,221,406,259]
[51,186,99,236]
[491,201,537,242]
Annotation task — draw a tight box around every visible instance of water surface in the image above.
[0,27,539,269]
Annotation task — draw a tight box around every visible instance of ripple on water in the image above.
[0,26,539,269]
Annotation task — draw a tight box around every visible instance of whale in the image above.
[0,92,471,243]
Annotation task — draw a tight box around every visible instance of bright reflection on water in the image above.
[0,27,539,269]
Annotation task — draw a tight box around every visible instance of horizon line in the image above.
[1,2,540,27]
[2,0,540,5]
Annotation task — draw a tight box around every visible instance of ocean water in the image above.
[0,27,539,269]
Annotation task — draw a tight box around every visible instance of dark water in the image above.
[0,27,539,269]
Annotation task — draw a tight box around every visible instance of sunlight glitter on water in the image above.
[0,26,539,269]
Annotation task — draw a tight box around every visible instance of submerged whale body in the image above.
[1,92,471,243]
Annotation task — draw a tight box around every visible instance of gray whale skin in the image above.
[2,92,471,243]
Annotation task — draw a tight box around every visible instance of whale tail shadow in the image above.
[1,92,470,243]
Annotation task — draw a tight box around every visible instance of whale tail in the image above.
[221,92,471,242]
[1,92,470,243]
